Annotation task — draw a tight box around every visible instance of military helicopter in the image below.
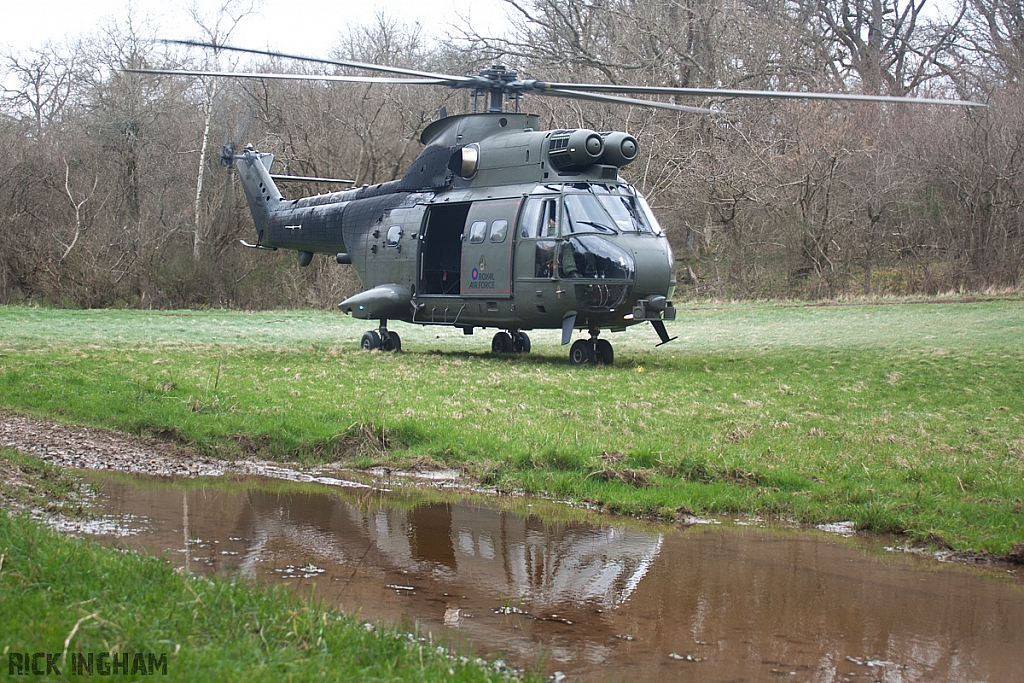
[133,41,981,365]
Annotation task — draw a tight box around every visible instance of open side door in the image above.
[460,198,520,298]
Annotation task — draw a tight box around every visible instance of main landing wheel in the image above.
[569,339,592,366]
[569,338,615,366]
[491,331,514,354]
[512,331,531,353]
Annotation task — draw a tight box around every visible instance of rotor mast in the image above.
[474,65,520,113]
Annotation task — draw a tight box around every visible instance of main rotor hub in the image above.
[480,65,518,84]
[474,65,523,113]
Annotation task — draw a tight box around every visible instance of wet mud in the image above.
[80,472,1024,683]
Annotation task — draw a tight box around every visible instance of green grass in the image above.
[0,447,93,517]
[0,507,536,682]
[1,300,1023,556]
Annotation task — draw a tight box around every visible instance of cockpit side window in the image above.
[634,192,665,236]
[519,198,542,238]
[519,197,559,238]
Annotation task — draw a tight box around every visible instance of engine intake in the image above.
[547,129,604,171]
[448,143,480,179]
[599,132,639,168]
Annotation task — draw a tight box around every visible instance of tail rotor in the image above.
[220,141,236,168]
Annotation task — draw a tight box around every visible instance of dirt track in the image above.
[0,411,271,478]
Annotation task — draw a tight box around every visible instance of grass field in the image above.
[1,299,1023,556]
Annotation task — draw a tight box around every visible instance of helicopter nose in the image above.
[632,241,673,298]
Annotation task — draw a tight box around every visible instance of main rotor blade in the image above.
[127,68,448,86]
[159,39,473,86]
[541,88,716,114]
[539,82,986,107]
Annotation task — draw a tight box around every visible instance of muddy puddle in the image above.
[77,471,1024,682]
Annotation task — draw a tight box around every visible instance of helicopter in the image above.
[133,40,982,365]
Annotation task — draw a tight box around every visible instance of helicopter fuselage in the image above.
[234,112,677,360]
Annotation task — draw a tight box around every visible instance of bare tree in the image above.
[1,43,82,139]
[58,160,99,263]
[807,0,966,95]
[186,0,260,260]
[951,0,1024,89]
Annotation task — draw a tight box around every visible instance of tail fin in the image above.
[231,146,281,247]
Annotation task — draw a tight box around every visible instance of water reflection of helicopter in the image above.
[133,41,980,364]
[239,491,663,609]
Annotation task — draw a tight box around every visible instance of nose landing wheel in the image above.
[361,321,401,352]
[594,338,613,365]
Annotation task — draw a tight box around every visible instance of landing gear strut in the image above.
[569,331,613,366]
[361,320,401,352]
[491,330,531,354]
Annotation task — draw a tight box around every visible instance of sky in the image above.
[1,0,512,57]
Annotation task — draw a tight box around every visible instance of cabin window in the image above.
[489,219,508,243]
[386,225,403,246]
[469,220,487,244]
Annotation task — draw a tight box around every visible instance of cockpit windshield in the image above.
[557,185,664,236]
[592,185,663,235]
[562,193,617,235]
